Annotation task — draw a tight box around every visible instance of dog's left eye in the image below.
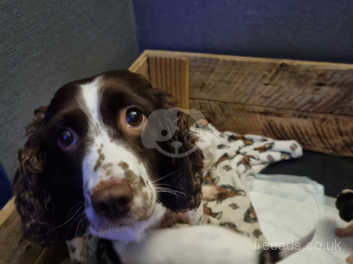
[126,107,143,127]
[118,106,146,136]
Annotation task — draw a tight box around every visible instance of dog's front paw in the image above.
[159,209,190,228]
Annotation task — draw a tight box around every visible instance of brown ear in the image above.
[157,110,203,211]
[17,106,47,175]
[13,106,55,245]
[168,112,203,210]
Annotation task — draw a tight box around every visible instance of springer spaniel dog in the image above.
[13,70,312,264]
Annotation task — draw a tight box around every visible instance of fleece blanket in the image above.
[90,122,303,262]
[188,122,303,244]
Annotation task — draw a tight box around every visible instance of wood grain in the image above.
[128,51,149,79]
[144,50,353,156]
[190,98,353,156]
[188,56,353,116]
[148,55,190,109]
[0,200,68,264]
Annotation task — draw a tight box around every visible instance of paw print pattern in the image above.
[244,206,258,223]
[203,172,220,185]
[214,185,246,203]
[253,229,263,238]
[222,165,232,171]
[237,155,256,169]
[220,222,244,234]
[254,142,274,152]
[203,203,223,219]
[228,203,239,210]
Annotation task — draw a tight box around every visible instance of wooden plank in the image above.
[144,50,353,156]
[144,50,353,69]
[190,98,353,157]
[188,57,353,116]
[0,201,43,264]
[128,51,149,79]
[148,55,190,109]
[0,197,15,227]
[145,50,353,116]
[0,200,68,264]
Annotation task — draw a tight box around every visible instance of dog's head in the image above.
[14,70,203,245]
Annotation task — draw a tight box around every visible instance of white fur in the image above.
[66,236,88,263]
[90,203,167,242]
[114,225,259,264]
[79,78,158,240]
[112,220,315,264]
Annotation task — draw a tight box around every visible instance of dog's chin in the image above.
[88,203,167,242]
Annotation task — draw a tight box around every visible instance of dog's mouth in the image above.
[84,177,158,241]
[86,201,164,242]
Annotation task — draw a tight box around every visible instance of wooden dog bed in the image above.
[1,50,353,264]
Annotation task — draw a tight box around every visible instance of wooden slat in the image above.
[128,51,149,79]
[0,199,68,264]
[144,50,353,157]
[0,197,15,227]
[148,55,190,109]
[144,50,353,116]
[188,57,353,116]
[0,201,42,264]
[191,98,353,157]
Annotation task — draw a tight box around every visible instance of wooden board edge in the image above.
[142,49,353,69]
[128,51,149,79]
[0,197,15,228]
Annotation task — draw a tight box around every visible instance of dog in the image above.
[14,70,312,264]
[336,189,353,264]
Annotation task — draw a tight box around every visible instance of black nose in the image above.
[91,179,133,219]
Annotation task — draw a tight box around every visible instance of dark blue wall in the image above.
[0,164,12,209]
[133,0,353,63]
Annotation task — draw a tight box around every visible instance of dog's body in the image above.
[14,70,311,264]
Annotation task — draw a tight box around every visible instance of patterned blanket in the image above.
[189,121,302,244]
[89,122,303,263]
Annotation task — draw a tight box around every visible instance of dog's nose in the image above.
[91,179,133,219]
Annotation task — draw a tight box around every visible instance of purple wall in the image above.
[133,0,353,62]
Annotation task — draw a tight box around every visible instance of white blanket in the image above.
[250,174,353,264]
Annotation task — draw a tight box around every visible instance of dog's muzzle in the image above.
[91,178,133,219]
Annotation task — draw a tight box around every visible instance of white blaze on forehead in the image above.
[79,77,148,191]
[80,77,102,125]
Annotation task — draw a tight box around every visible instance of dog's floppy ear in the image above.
[13,106,54,245]
[13,106,74,245]
[150,88,203,211]
[160,112,203,211]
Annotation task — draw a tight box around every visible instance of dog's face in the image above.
[14,71,203,244]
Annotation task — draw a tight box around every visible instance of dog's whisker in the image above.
[74,213,87,237]
[53,204,84,230]
[153,169,182,184]
[156,186,186,198]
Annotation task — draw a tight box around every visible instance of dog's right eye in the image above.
[57,128,77,151]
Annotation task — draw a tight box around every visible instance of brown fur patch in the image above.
[94,147,105,172]
[118,161,129,170]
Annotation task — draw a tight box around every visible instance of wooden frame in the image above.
[131,50,353,157]
[1,49,353,263]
